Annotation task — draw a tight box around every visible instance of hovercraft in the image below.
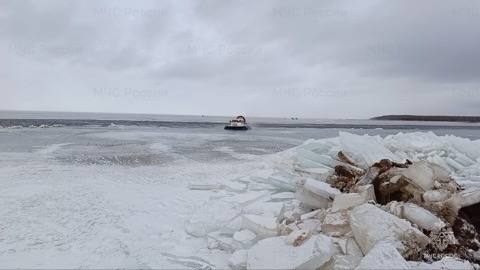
[224,116,250,130]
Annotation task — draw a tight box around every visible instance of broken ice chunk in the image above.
[446,157,465,171]
[223,191,270,207]
[295,188,330,209]
[356,241,411,270]
[278,219,301,236]
[188,182,221,190]
[297,219,322,234]
[335,236,363,257]
[323,255,362,270]
[402,203,446,231]
[284,229,310,246]
[219,216,243,234]
[349,203,429,254]
[270,192,295,201]
[357,184,376,201]
[185,201,241,237]
[345,237,364,257]
[456,187,480,208]
[453,152,476,167]
[294,166,331,178]
[423,189,451,202]
[331,193,366,211]
[303,178,341,199]
[277,200,308,224]
[251,176,297,192]
[297,138,332,153]
[339,132,400,167]
[430,162,452,183]
[229,250,248,270]
[207,232,240,252]
[295,156,330,170]
[400,161,435,191]
[241,214,278,238]
[246,235,335,270]
[338,150,357,166]
[321,209,351,237]
[295,149,336,168]
[383,201,446,231]
[295,179,340,209]
[243,201,284,217]
[223,181,248,192]
[300,209,324,220]
[233,229,257,248]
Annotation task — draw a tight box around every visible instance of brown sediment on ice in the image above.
[328,152,480,264]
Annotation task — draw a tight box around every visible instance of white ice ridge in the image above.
[185,131,480,270]
[295,131,480,187]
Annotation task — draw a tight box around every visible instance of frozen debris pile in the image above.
[186,132,480,269]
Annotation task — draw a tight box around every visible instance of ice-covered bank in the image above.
[189,131,480,269]
[1,127,480,269]
[0,127,294,268]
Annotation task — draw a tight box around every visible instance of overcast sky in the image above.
[1,0,480,118]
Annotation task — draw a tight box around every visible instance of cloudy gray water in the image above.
[2,112,480,157]
[2,111,480,170]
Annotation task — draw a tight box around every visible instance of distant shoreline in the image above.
[372,115,480,123]
[1,118,480,130]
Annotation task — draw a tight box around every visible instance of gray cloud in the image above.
[1,0,480,118]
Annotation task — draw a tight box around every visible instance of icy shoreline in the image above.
[189,131,480,269]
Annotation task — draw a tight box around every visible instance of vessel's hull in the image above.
[224,125,250,130]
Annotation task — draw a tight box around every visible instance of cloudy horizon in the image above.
[1,0,480,119]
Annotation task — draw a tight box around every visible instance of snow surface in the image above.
[0,127,290,268]
[1,126,480,268]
